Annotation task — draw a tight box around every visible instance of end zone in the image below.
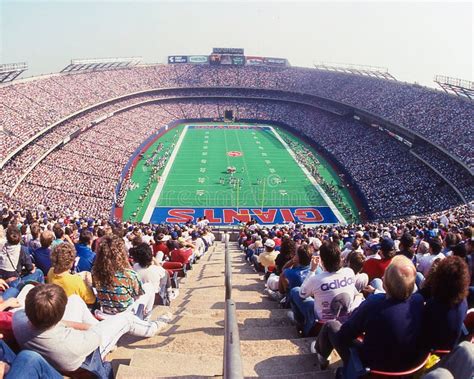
[149,206,340,225]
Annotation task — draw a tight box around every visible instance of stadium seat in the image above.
[163,261,187,278]
[346,348,431,378]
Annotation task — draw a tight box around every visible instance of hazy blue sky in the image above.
[0,1,472,87]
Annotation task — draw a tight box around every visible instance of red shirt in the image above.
[170,248,193,264]
[153,242,169,258]
[362,257,393,282]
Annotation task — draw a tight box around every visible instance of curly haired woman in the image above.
[92,235,170,335]
[421,255,470,351]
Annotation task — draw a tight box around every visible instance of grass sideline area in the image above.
[123,123,359,224]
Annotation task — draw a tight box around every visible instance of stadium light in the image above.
[434,75,474,100]
[314,61,396,81]
[61,56,142,73]
[0,62,28,83]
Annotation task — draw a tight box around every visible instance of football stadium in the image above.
[0,2,473,378]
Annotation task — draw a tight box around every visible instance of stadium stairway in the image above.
[113,240,339,378]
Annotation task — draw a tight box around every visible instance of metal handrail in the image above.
[223,233,244,379]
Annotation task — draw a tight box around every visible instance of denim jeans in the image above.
[289,286,317,336]
[0,340,62,379]
[2,270,45,300]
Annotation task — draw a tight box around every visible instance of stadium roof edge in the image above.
[0,62,28,83]
[61,56,143,73]
[434,75,474,101]
[313,61,397,81]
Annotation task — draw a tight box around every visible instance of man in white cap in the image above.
[252,238,278,273]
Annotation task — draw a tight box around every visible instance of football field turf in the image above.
[123,123,355,225]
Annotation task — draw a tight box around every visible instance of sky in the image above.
[0,0,472,87]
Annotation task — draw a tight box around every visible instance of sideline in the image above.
[268,126,347,224]
[142,125,189,223]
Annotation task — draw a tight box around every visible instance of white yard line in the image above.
[142,125,188,223]
[268,126,347,225]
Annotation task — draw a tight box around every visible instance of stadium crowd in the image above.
[0,198,471,377]
[0,207,215,377]
[1,64,473,169]
[239,202,474,378]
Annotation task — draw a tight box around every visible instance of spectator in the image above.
[0,227,44,299]
[362,238,396,282]
[129,242,169,302]
[47,243,96,306]
[421,256,469,351]
[313,255,426,372]
[92,235,155,318]
[31,230,55,276]
[290,241,360,336]
[12,284,165,374]
[417,238,445,277]
[75,230,96,273]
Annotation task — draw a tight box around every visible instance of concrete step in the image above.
[130,351,223,377]
[115,365,335,379]
[245,370,336,379]
[108,329,225,358]
[241,337,314,356]
[238,325,300,340]
[116,364,222,378]
[153,305,291,320]
[170,299,278,310]
[242,353,329,377]
[127,350,336,378]
[180,289,270,303]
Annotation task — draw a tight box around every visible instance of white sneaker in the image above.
[156,312,173,323]
[152,320,168,334]
[168,289,179,300]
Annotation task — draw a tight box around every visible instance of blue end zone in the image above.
[150,207,340,225]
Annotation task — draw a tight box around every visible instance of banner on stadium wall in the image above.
[150,206,339,225]
[231,55,245,65]
[209,54,245,66]
[188,55,209,64]
[168,56,188,64]
[246,56,265,65]
[209,54,222,65]
[213,47,244,55]
[263,57,288,66]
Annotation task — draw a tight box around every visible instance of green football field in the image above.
[122,123,359,224]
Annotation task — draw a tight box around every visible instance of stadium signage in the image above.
[231,55,245,65]
[151,207,339,225]
[246,56,265,65]
[212,47,244,55]
[188,55,209,64]
[168,56,188,64]
[264,57,288,66]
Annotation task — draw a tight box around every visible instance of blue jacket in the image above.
[338,293,426,371]
[422,298,467,351]
[31,247,52,276]
[74,243,95,272]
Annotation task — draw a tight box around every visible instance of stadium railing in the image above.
[223,232,244,379]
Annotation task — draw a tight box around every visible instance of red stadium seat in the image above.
[347,348,431,378]
[163,261,187,278]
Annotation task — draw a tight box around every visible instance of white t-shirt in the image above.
[300,267,359,321]
[193,238,205,257]
[133,263,167,293]
[417,253,445,277]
